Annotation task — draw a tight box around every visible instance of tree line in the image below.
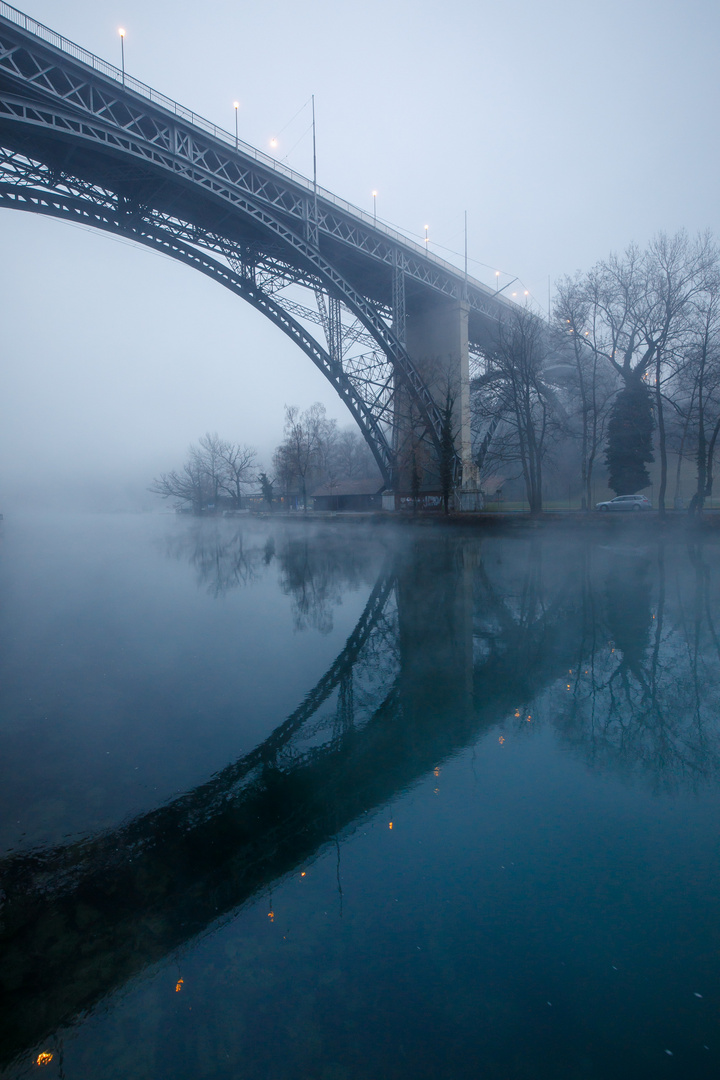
[150,405,379,513]
[474,230,720,515]
[151,231,720,517]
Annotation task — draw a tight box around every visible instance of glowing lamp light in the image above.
[300,871,306,877]
[270,137,278,148]
[176,979,184,992]
[36,1054,53,1066]
[268,910,274,920]
[389,821,393,829]
[118,27,125,37]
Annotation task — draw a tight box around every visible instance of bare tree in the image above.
[218,440,258,509]
[192,433,226,508]
[331,428,379,480]
[554,276,618,509]
[273,403,337,510]
[556,232,718,510]
[150,433,258,513]
[149,457,211,514]
[676,274,720,515]
[476,308,558,513]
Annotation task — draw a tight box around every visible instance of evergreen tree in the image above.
[258,472,275,509]
[605,382,654,494]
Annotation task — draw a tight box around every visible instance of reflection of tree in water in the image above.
[162,522,380,630]
[276,533,379,634]
[554,539,720,790]
[471,538,569,668]
[162,520,266,597]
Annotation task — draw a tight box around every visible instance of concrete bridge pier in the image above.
[405,297,482,508]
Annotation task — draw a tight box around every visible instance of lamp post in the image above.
[233,102,239,149]
[118,28,125,86]
[372,190,377,224]
[424,224,429,253]
[495,270,500,291]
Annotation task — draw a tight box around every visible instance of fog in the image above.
[2,0,720,509]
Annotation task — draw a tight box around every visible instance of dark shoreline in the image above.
[250,509,720,535]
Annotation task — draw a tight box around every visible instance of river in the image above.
[1,512,718,1079]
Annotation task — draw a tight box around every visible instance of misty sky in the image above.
[2,0,720,507]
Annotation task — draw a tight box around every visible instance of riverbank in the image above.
[250,508,720,533]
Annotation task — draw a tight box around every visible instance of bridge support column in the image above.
[405,298,481,506]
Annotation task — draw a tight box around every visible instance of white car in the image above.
[595,495,652,512]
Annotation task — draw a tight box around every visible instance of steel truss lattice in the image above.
[0,9,527,484]
[0,147,428,484]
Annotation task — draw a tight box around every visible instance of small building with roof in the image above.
[311,478,386,512]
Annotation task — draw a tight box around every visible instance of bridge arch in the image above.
[0,5,530,495]
[0,7,468,488]
[0,156,401,481]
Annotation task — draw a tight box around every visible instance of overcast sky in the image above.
[2,0,720,507]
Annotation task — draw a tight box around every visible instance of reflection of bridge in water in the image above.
[0,535,583,1069]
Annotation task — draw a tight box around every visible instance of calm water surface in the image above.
[1,513,719,1079]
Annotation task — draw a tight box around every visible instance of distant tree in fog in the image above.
[271,404,380,509]
[332,427,378,479]
[149,456,211,514]
[150,433,258,512]
[273,403,337,510]
[217,440,258,506]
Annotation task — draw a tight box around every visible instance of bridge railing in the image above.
[1,2,509,303]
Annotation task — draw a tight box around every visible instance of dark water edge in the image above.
[1,513,719,1079]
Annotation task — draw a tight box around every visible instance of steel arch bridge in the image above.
[0,3,517,491]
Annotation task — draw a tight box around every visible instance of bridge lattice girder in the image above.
[0,6,515,485]
[0,150,402,480]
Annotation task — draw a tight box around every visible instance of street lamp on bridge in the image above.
[233,102,239,148]
[118,28,125,87]
[372,190,377,224]
[424,224,429,253]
